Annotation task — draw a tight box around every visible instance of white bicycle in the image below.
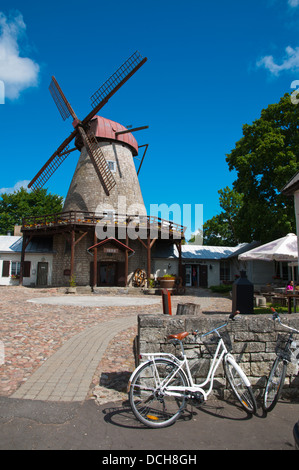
[128,311,257,428]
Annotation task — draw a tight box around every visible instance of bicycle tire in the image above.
[129,358,188,428]
[263,356,287,412]
[224,357,257,414]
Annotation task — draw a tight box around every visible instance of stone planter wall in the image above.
[137,313,299,400]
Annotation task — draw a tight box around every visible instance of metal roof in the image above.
[0,236,53,253]
[89,116,139,156]
[181,245,241,260]
[153,243,246,260]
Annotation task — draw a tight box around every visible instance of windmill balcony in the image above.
[21,211,186,240]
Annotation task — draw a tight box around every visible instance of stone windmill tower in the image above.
[63,115,147,215]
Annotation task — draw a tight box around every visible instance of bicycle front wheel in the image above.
[224,357,257,414]
[129,358,188,428]
[263,356,287,412]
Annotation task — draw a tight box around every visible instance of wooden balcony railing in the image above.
[22,211,186,238]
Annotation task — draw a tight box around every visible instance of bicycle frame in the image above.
[137,322,243,402]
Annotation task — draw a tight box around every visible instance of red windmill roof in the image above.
[90,115,139,156]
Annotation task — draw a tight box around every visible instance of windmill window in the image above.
[107,161,116,172]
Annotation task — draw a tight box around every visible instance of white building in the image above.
[0,235,54,287]
[152,242,256,288]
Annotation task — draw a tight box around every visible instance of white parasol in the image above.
[238,233,298,262]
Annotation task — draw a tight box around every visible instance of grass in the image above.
[254,304,296,314]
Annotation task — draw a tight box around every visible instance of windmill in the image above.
[28,51,148,197]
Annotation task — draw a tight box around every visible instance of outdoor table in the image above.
[274,293,299,314]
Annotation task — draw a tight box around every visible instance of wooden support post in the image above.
[70,230,75,282]
[93,230,97,288]
[147,233,151,288]
[176,241,183,279]
[125,232,129,287]
[19,234,33,286]
[137,235,157,288]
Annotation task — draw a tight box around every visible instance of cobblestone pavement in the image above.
[0,286,232,403]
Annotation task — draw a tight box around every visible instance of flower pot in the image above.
[159,277,176,289]
[66,287,77,294]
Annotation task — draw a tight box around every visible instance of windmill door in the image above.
[37,262,48,286]
[100,263,116,286]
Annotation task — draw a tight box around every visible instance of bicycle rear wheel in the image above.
[263,356,287,412]
[129,358,188,428]
[224,357,257,414]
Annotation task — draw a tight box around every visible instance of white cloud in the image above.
[0,12,40,100]
[257,46,299,75]
[0,180,30,194]
[288,0,299,7]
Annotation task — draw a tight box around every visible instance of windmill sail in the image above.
[28,144,77,190]
[49,76,76,121]
[89,51,147,113]
[82,130,116,195]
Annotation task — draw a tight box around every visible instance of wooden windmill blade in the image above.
[28,135,77,190]
[48,75,116,195]
[49,76,78,121]
[86,51,147,123]
[80,129,116,196]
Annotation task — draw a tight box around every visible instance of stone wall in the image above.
[137,313,299,400]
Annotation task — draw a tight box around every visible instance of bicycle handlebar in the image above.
[270,307,299,334]
[229,310,240,320]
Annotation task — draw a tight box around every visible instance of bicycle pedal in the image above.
[189,392,204,404]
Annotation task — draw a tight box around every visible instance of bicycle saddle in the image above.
[167,331,189,341]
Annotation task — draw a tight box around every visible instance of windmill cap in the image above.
[88,115,139,156]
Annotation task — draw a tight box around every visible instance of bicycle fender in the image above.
[224,354,251,387]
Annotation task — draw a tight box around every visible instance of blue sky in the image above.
[1,0,299,240]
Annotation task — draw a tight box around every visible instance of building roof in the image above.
[181,245,242,260]
[89,116,139,156]
[88,237,134,253]
[280,171,299,196]
[152,243,248,260]
[0,236,53,253]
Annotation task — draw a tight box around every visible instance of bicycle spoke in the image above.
[129,359,188,428]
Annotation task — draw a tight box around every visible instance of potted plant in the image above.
[67,275,77,294]
[158,274,176,289]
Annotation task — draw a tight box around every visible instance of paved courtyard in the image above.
[0,286,232,401]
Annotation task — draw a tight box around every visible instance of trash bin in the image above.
[232,270,254,314]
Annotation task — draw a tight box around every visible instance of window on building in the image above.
[2,260,10,277]
[11,262,21,276]
[23,261,31,278]
[107,161,116,173]
[220,261,231,282]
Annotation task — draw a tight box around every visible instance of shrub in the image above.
[210,284,233,294]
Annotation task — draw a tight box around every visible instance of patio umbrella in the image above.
[238,233,298,262]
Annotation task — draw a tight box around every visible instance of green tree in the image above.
[204,93,298,245]
[0,187,63,235]
[226,92,299,243]
[203,187,243,245]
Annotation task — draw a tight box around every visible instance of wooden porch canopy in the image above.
[20,211,185,288]
[87,237,134,253]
